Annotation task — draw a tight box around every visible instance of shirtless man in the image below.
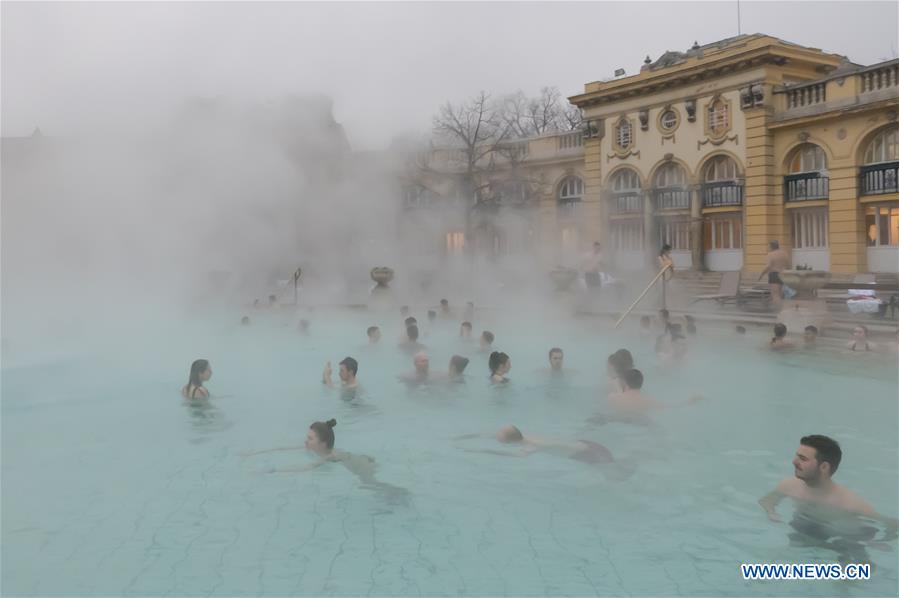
[399,351,430,386]
[758,240,791,311]
[322,357,359,390]
[758,435,897,562]
[605,368,701,415]
[581,242,604,291]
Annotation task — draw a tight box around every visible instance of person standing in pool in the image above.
[607,369,701,414]
[803,325,818,349]
[447,355,469,382]
[459,321,473,340]
[479,330,495,353]
[606,349,634,393]
[581,242,604,291]
[366,326,381,344]
[770,323,794,350]
[759,240,790,311]
[399,352,431,387]
[758,435,897,563]
[182,359,212,399]
[847,325,875,352]
[488,351,511,384]
[658,244,675,309]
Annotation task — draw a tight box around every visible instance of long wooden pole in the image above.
[614,264,671,329]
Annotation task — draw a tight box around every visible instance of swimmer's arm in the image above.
[322,362,334,388]
[758,483,789,522]
[268,461,326,474]
[452,433,483,441]
[461,448,527,458]
[241,445,305,457]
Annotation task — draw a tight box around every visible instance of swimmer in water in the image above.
[847,325,875,352]
[459,321,473,339]
[606,349,634,393]
[479,330,495,353]
[735,325,747,336]
[758,435,897,563]
[440,298,450,315]
[607,368,701,414]
[770,323,794,350]
[367,326,381,344]
[448,355,469,382]
[399,351,430,386]
[182,359,212,400]
[297,319,311,335]
[399,324,427,353]
[241,316,250,326]
[803,325,818,349]
[464,301,475,321]
[322,357,359,390]
[488,351,511,384]
[248,420,409,501]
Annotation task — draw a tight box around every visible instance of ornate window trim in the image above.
[613,116,635,155]
[703,95,732,140]
[657,105,681,136]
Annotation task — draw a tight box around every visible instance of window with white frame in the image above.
[612,220,644,251]
[865,205,899,246]
[611,168,641,192]
[659,220,691,251]
[654,162,687,188]
[704,155,738,182]
[615,118,633,149]
[863,126,899,164]
[707,99,729,136]
[660,109,679,131]
[558,176,584,202]
[791,209,829,249]
[703,216,743,250]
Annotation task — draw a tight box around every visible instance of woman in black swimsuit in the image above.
[847,325,874,351]
[182,359,212,399]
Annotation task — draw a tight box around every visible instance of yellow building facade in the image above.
[570,34,899,274]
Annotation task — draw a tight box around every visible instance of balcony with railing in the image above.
[860,162,899,195]
[859,62,899,94]
[653,188,691,210]
[701,182,743,208]
[785,82,827,109]
[784,173,829,202]
[611,192,644,214]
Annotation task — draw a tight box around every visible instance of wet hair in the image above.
[404,316,417,327]
[406,324,420,341]
[804,325,818,335]
[668,323,684,339]
[772,323,787,342]
[659,244,672,256]
[187,359,210,391]
[241,316,250,325]
[461,321,472,330]
[622,368,644,390]
[367,326,379,338]
[488,351,509,375]
[659,309,670,320]
[800,435,842,474]
[640,316,651,327]
[450,355,469,374]
[548,347,563,359]
[310,419,337,450]
[339,357,358,376]
[607,349,634,376]
[268,294,277,303]
[440,299,449,307]
[427,310,437,321]
[735,325,747,335]
[854,325,869,336]
[769,240,780,250]
[481,330,495,344]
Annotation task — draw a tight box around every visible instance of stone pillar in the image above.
[643,191,656,267]
[690,185,703,270]
[582,132,604,250]
[743,105,781,274]
[827,164,866,273]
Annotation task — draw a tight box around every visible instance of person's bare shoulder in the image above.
[834,484,877,516]
[776,477,803,497]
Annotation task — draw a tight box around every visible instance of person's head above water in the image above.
[480,330,495,348]
[852,325,869,340]
[367,326,381,343]
[188,359,212,387]
[548,347,564,370]
[621,368,644,391]
[496,425,524,443]
[449,355,469,376]
[607,349,634,378]
[306,419,337,454]
[268,294,277,304]
[427,310,437,322]
[406,324,420,342]
[769,240,780,251]
[736,325,747,335]
[793,434,842,485]
[659,243,672,257]
[413,352,430,375]
[241,316,250,326]
[460,321,472,337]
[338,357,358,382]
[803,325,818,343]
[773,323,788,341]
[440,299,449,310]
[404,316,417,328]
[593,241,601,254]
[488,351,511,376]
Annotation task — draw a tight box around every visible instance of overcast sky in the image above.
[3,1,897,149]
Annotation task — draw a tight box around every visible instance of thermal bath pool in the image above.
[2,306,897,597]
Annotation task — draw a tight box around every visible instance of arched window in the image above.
[786,144,828,202]
[789,144,827,173]
[704,155,738,182]
[653,163,690,210]
[653,162,687,188]
[558,176,584,203]
[611,168,641,191]
[863,126,899,164]
[707,98,729,136]
[615,118,633,149]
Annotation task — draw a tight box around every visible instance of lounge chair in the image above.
[691,271,741,305]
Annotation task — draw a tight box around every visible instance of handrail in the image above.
[614,264,671,329]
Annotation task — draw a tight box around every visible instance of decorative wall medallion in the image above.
[606,149,641,163]
[798,131,810,142]
[697,134,739,149]
[836,128,847,140]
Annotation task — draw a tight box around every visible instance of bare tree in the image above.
[501,87,582,138]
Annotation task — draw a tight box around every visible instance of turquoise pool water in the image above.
[2,306,897,597]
